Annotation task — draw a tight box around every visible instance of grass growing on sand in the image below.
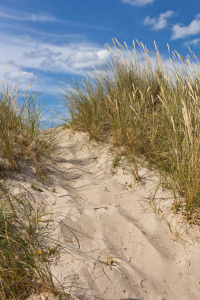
[0,82,59,299]
[0,183,58,299]
[61,39,200,221]
[0,81,55,174]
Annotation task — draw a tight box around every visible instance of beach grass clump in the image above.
[61,39,200,219]
[0,81,60,299]
[0,81,56,174]
[0,183,58,299]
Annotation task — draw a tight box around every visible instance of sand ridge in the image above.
[14,129,200,300]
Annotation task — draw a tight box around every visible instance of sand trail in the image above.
[13,129,200,300]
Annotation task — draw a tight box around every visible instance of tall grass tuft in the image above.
[0,183,57,299]
[0,81,59,298]
[61,39,200,219]
[0,81,56,174]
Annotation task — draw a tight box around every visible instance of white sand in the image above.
[13,129,200,300]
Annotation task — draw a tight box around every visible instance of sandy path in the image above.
[15,129,200,300]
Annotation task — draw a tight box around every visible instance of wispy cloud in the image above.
[143,11,175,30]
[122,0,155,6]
[0,9,56,22]
[172,14,200,40]
[183,38,200,47]
[0,6,112,31]
[24,48,62,59]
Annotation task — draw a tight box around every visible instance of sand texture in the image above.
[11,129,200,300]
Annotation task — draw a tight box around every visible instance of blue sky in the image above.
[1,0,200,122]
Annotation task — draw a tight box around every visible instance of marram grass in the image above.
[0,82,61,299]
[61,39,200,220]
[0,183,58,299]
[0,81,57,174]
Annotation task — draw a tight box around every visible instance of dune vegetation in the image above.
[62,39,200,221]
[0,83,59,299]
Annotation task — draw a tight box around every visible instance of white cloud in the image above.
[40,57,61,72]
[7,70,40,84]
[172,14,200,40]
[122,0,155,6]
[97,49,110,60]
[0,30,112,93]
[143,16,155,26]
[24,48,62,59]
[144,11,175,30]
[67,51,99,70]
[0,32,111,73]
[183,38,200,47]
[66,50,110,70]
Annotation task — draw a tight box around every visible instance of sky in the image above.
[1,0,200,124]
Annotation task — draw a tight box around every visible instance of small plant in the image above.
[128,183,133,189]
[112,155,121,168]
[30,184,44,192]
[48,244,60,256]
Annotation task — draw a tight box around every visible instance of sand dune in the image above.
[14,129,200,300]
